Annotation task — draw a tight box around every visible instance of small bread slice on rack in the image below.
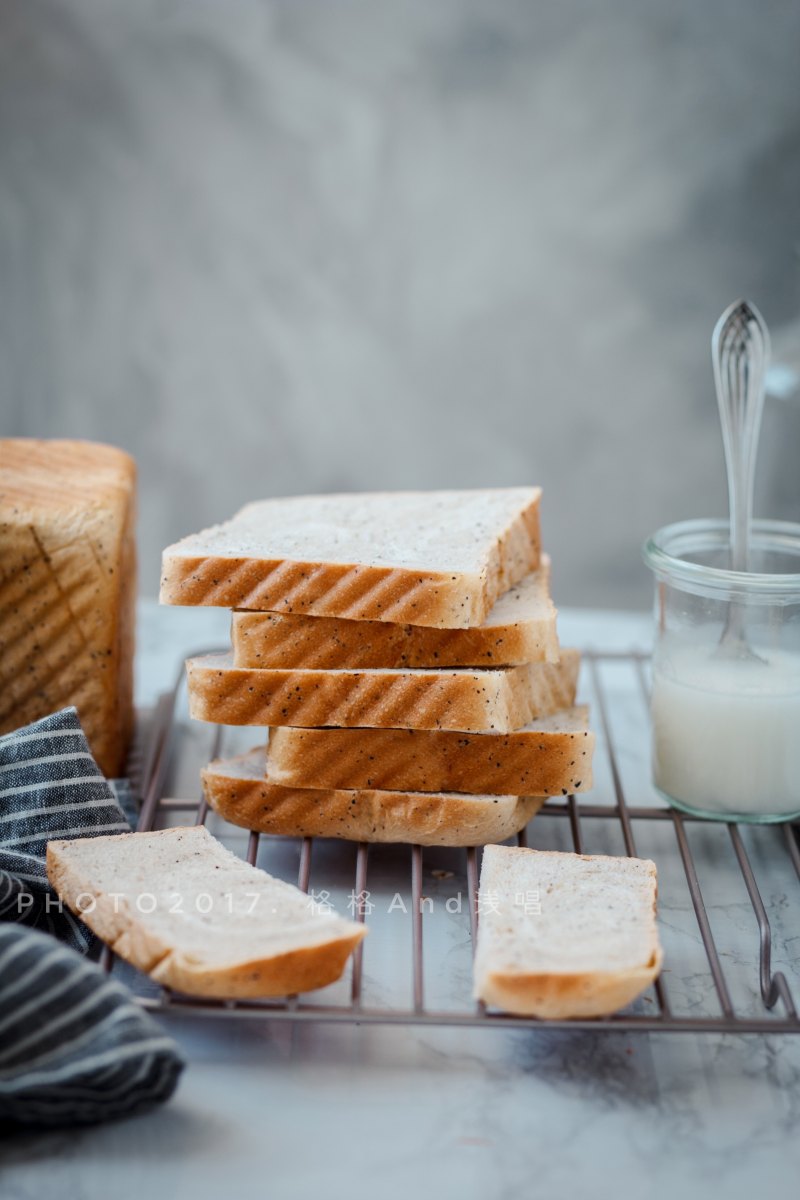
[267,706,593,796]
[186,649,580,733]
[46,827,365,999]
[160,488,541,628]
[474,845,662,1018]
[232,558,558,670]
[202,748,544,846]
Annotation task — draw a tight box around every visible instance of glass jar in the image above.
[642,519,800,823]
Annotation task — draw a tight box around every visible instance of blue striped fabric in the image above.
[0,708,184,1127]
[0,925,183,1127]
[0,707,131,951]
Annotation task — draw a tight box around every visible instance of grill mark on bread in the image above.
[266,708,593,795]
[0,577,75,640]
[188,663,507,730]
[335,571,464,625]
[0,604,83,686]
[235,618,550,671]
[0,527,95,706]
[263,560,334,611]
[186,652,580,733]
[30,530,113,654]
[0,439,136,775]
[201,749,545,846]
[349,671,442,729]
[231,561,559,670]
[2,658,99,721]
[161,489,541,627]
[170,558,451,623]
[0,540,55,619]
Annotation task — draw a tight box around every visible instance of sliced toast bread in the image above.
[202,748,543,846]
[186,649,580,734]
[266,705,593,796]
[160,488,541,628]
[473,844,663,1018]
[231,557,558,669]
[46,826,365,998]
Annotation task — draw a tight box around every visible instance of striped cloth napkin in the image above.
[0,708,184,1127]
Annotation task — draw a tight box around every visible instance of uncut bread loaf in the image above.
[232,557,558,669]
[160,488,541,628]
[202,748,544,846]
[266,706,593,796]
[473,845,663,1018]
[0,438,136,777]
[186,648,580,734]
[46,826,365,998]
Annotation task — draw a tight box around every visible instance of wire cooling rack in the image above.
[116,648,800,1034]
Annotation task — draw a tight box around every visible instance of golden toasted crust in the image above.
[267,708,593,795]
[186,650,580,734]
[231,560,558,669]
[165,557,490,626]
[477,960,663,1020]
[147,936,365,999]
[0,439,136,776]
[160,489,541,628]
[201,748,544,845]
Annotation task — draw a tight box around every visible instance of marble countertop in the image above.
[4,602,800,1200]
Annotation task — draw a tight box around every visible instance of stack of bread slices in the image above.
[160,488,595,847]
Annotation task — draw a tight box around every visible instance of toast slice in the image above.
[231,557,558,669]
[186,649,580,734]
[160,488,541,628]
[266,706,593,796]
[473,845,663,1018]
[202,748,544,846]
[0,438,136,776]
[46,827,365,999]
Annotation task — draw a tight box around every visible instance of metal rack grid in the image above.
[117,648,800,1035]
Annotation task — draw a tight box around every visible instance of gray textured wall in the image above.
[2,0,799,606]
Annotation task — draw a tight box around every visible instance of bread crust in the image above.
[477,961,663,1019]
[231,559,558,669]
[46,828,366,999]
[160,489,541,628]
[0,438,136,776]
[186,649,580,733]
[202,749,544,845]
[148,937,364,999]
[266,706,593,795]
[473,845,663,1018]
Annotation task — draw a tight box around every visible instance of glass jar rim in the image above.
[642,518,800,599]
